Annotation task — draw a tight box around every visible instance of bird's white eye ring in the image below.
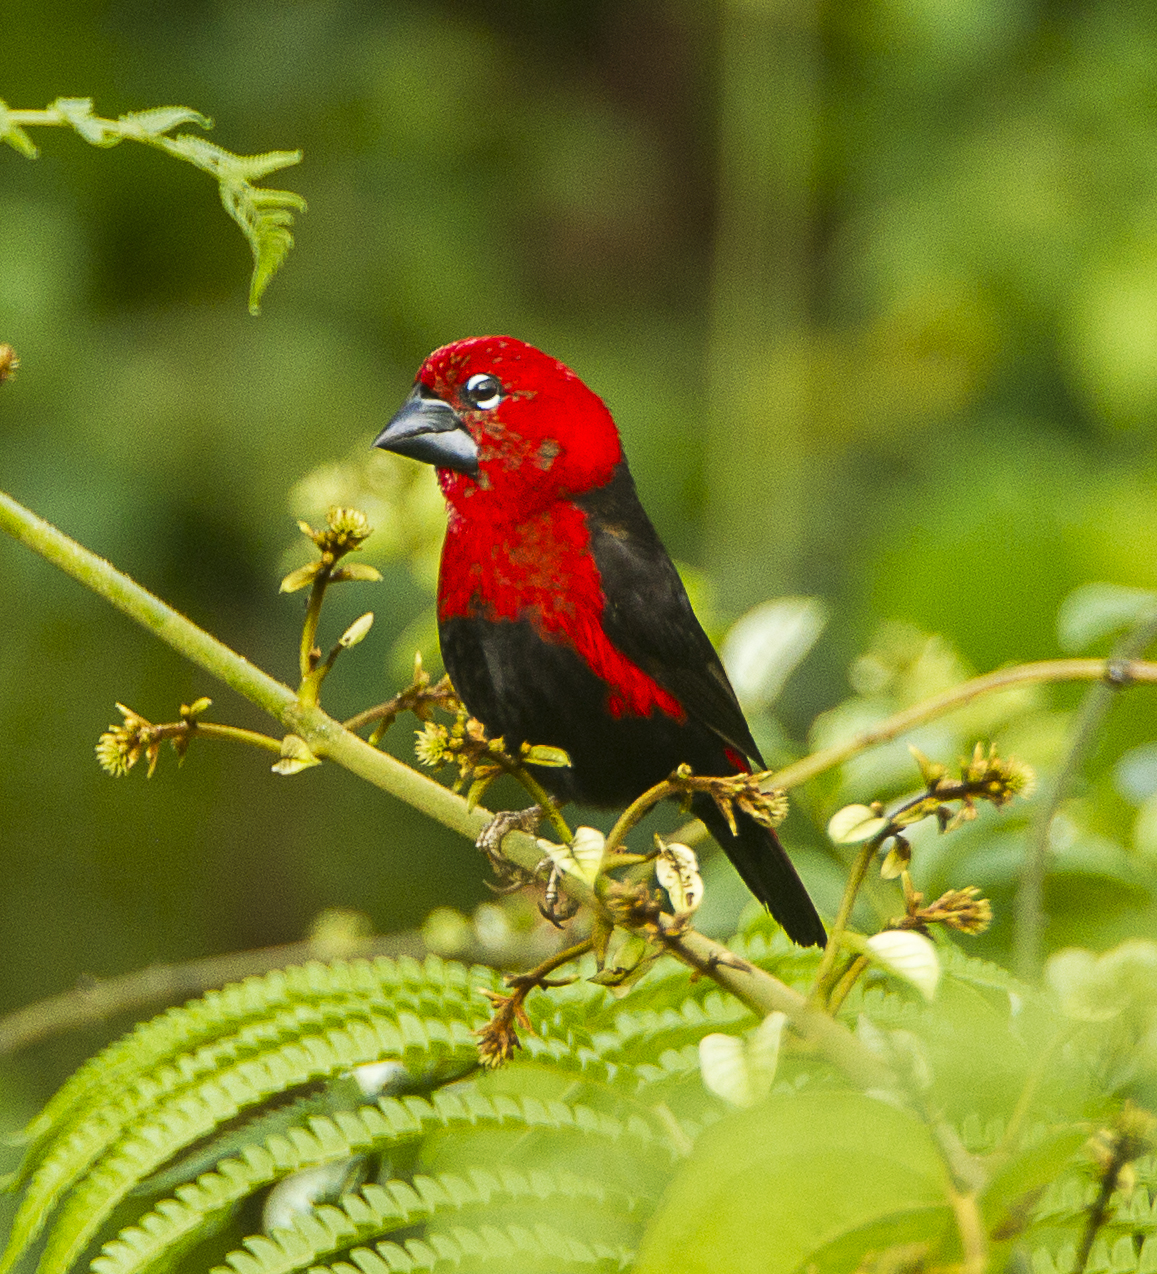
[464,372,504,411]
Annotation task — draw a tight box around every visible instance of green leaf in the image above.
[158,134,305,314]
[338,612,374,648]
[720,596,827,710]
[120,106,213,137]
[863,931,941,1001]
[698,1013,785,1108]
[827,804,888,843]
[1057,582,1157,652]
[541,828,604,887]
[633,1092,954,1274]
[522,744,572,768]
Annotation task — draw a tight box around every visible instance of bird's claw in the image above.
[476,806,543,889]
[538,862,580,928]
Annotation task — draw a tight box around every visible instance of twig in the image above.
[0,931,425,1057]
[770,659,1157,792]
[1015,611,1157,978]
[809,841,876,1005]
[1,487,1155,1091]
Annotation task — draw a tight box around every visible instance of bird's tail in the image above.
[693,794,827,948]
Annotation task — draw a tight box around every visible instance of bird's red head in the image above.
[375,336,624,520]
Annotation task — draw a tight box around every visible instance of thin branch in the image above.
[0,931,425,1057]
[809,841,876,1005]
[770,659,1157,792]
[0,488,891,1086]
[673,656,1157,847]
[660,925,893,1091]
[1015,612,1157,978]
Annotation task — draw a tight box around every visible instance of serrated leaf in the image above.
[160,135,305,314]
[272,735,321,776]
[1057,582,1157,652]
[122,106,213,137]
[828,805,888,844]
[864,932,940,1000]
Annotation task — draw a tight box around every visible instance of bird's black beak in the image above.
[372,384,480,477]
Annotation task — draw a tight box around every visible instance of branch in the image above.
[3,486,1154,1091]
[1015,610,1157,978]
[0,930,425,1058]
[0,487,898,1087]
[769,659,1157,792]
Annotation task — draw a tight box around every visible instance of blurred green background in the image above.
[2,0,1157,1110]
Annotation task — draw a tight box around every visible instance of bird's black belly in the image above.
[440,615,735,807]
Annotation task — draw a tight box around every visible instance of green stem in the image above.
[825,954,869,1014]
[1014,611,1157,979]
[298,568,330,689]
[603,778,677,856]
[509,936,596,989]
[195,722,283,754]
[772,658,1157,793]
[504,762,574,845]
[808,840,877,1007]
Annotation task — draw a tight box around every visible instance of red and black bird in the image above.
[374,336,825,947]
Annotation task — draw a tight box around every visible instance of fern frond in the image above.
[89,1091,670,1274]
[11,1013,481,1274]
[590,991,753,1066]
[204,1167,635,1274]
[310,1221,632,1274]
[165,134,305,313]
[1030,1241,1079,1274]
[0,97,305,312]
[935,943,1038,1001]
[20,956,490,1157]
[5,956,490,1274]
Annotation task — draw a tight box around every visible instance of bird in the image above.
[373,336,826,947]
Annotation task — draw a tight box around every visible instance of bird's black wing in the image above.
[573,461,765,769]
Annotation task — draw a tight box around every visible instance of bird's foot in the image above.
[476,805,543,891]
[539,862,581,928]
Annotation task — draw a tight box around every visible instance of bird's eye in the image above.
[463,373,504,411]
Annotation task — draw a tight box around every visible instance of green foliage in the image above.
[0,97,304,313]
[6,5,1157,1270]
[3,934,1155,1274]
